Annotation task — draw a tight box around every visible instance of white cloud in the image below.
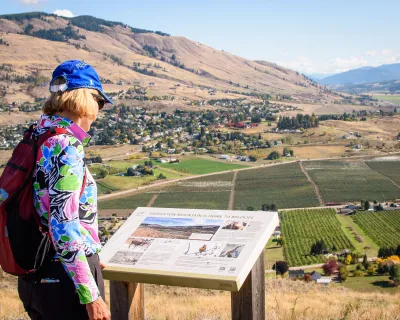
[327,56,369,73]
[20,0,42,4]
[277,56,316,73]
[53,9,75,18]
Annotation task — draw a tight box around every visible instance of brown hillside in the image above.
[0,13,338,110]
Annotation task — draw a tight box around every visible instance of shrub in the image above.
[339,265,349,282]
[367,267,376,276]
[323,258,338,275]
[273,261,289,275]
[304,274,312,282]
[353,270,364,277]
[389,264,400,286]
[356,264,365,271]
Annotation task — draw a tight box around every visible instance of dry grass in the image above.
[2,273,400,320]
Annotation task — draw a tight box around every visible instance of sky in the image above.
[2,0,399,75]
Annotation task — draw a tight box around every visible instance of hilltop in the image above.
[0,12,340,110]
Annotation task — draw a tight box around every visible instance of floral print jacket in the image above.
[32,114,101,304]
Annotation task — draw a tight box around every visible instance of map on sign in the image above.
[100,207,279,291]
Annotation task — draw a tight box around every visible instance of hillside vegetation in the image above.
[0,12,339,109]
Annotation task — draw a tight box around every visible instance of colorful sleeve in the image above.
[48,136,100,304]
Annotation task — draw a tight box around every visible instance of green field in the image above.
[302,160,399,203]
[365,160,400,185]
[280,209,354,266]
[265,237,284,270]
[234,163,320,210]
[156,158,248,174]
[352,210,400,248]
[151,172,233,209]
[98,192,154,210]
[341,275,398,293]
[336,214,379,257]
[153,191,231,209]
[374,95,400,102]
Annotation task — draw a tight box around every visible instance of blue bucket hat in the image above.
[49,60,113,104]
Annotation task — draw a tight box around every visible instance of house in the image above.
[273,230,281,237]
[340,208,353,214]
[310,271,322,281]
[317,277,331,286]
[289,270,305,279]
[220,155,230,160]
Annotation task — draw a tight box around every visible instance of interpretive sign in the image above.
[101,207,279,291]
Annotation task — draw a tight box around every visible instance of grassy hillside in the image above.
[0,12,339,109]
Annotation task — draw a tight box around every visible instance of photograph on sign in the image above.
[100,207,279,291]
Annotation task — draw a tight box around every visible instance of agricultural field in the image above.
[152,172,234,209]
[153,191,231,210]
[155,158,248,174]
[352,210,400,248]
[279,209,354,266]
[365,158,400,186]
[373,94,400,102]
[234,163,320,210]
[302,160,400,203]
[98,192,154,210]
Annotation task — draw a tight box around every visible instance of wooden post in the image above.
[231,251,265,320]
[110,281,144,320]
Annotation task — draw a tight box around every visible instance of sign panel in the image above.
[100,207,279,291]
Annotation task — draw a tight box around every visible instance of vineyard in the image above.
[150,172,234,209]
[302,160,399,203]
[234,163,320,210]
[98,192,154,210]
[352,210,400,248]
[365,160,400,186]
[279,209,354,266]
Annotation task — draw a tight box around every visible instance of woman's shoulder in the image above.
[41,133,84,157]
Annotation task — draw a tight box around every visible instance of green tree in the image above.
[338,265,349,282]
[267,151,280,160]
[276,237,285,247]
[362,254,369,269]
[364,200,370,211]
[390,264,400,286]
[273,261,289,276]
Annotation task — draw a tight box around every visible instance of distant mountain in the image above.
[320,63,400,85]
[306,73,334,81]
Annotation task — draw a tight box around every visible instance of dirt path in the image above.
[147,194,159,207]
[228,171,238,210]
[298,161,325,206]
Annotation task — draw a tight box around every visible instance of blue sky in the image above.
[2,0,399,74]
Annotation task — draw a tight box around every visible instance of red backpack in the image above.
[0,126,84,276]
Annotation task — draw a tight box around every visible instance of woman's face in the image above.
[80,90,104,131]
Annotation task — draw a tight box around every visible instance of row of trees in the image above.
[277,114,318,130]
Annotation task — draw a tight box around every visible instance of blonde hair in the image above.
[43,77,98,120]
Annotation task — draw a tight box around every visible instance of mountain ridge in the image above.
[0,12,338,108]
[320,63,400,85]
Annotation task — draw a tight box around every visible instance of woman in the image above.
[18,60,112,320]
